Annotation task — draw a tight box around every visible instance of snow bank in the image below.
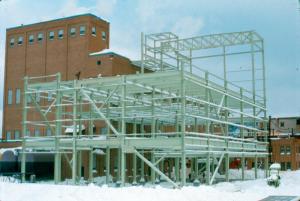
[0,171,299,201]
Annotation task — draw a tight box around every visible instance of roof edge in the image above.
[7,13,109,31]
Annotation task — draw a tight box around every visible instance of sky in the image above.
[0,0,299,136]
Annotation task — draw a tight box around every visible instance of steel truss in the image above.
[21,31,268,188]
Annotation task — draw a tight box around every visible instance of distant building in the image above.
[270,116,300,170]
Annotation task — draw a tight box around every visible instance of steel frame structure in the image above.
[20,31,268,188]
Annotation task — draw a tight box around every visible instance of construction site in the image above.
[19,30,269,188]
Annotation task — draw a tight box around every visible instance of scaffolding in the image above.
[20,31,268,188]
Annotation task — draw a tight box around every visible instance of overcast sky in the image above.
[0,0,299,136]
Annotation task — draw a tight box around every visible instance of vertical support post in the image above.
[120,76,126,186]
[206,138,211,185]
[77,151,82,179]
[132,118,137,185]
[89,149,93,183]
[261,40,269,178]
[194,157,198,181]
[88,94,94,183]
[72,80,78,184]
[117,120,121,182]
[78,92,83,179]
[140,118,145,183]
[189,49,192,73]
[174,111,180,182]
[106,97,111,184]
[21,76,28,182]
[240,88,245,181]
[141,32,144,74]
[54,73,62,183]
[180,62,186,186]
[255,155,258,179]
[106,147,110,184]
[223,46,230,182]
[250,33,258,179]
[151,88,156,184]
[205,71,210,185]
[175,158,179,182]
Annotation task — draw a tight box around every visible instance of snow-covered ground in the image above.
[0,170,299,201]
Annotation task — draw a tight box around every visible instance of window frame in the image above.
[14,130,20,140]
[91,27,96,36]
[6,131,11,140]
[286,146,291,155]
[100,127,108,135]
[10,38,15,47]
[8,89,13,105]
[48,91,53,102]
[34,129,40,137]
[46,128,52,136]
[79,25,86,35]
[37,33,44,42]
[70,27,76,36]
[29,34,34,44]
[280,145,285,155]
[286,162,291,170]
[101,31,106,40]
[49,31,55,40]
[36,92,40,103]
[58,29,64,39]
[26,129,31,137]
[18,36,23,45]
[16,88,21,104]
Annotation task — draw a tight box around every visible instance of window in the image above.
[18,36,23,45]
[26,129,31,137]
[36,92,40,103]
[29,34,34,44]
[35,88,40,103]
[49,31,55,40]
[280,122,285,128]
[80,26,86,35]
[16,88,21,104]
[297,118,300,125]
[48,91,52,102]
[38,33,43,42]
[91,27,96,36]
[280,146,285,155]
[27,94,32,103]
[93,154,97,170]
[46,128,52,136]
[58,29,64,39]
[101,31,106,40]
[6,131,11,140]
[10,38,15,47]
[280,162,286,171]
[100,127,108,135]
[8,89,13,105]
[286,146,291,155]
[286,162,291,170]
[97,60,101,65]
[14,130,20,140]
[34,129,40,137]
[70,27,76,36]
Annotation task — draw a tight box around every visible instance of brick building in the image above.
[270,116,300,170]
[2,13,139,145]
